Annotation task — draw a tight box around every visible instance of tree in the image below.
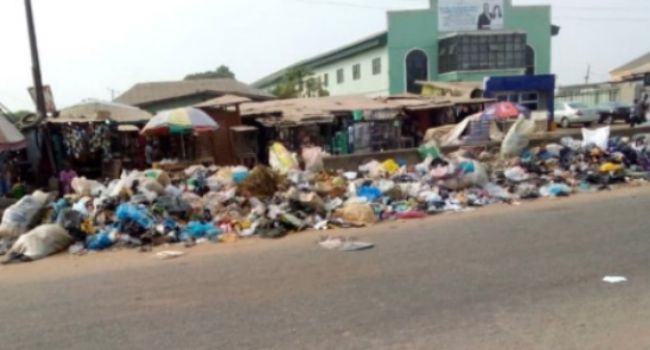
[271,67,329,99]
[184,65,236,80]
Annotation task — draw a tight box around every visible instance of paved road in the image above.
[2,187,650,349]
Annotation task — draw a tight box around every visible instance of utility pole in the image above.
[584,64,591,84]
[24,0,57,175]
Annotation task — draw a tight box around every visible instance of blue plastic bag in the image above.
[86,230,115,251]
[180,221,222,241]
[357,186,382,201]
[116,203,154,230]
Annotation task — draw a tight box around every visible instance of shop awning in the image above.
[52,100,153,124]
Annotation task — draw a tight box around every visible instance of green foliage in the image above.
[184,65,236,80]
[271,67,329,99]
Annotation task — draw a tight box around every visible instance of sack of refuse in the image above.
[500,117,537,159]
[269,143,298,174]
[302,146,325,173]
[3,224,73,263]
[333,203,377,226]
[582,126,610,150]
[71,177,106,197]
[0,190,52,240]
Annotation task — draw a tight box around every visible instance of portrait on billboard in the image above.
[439,0,504,32]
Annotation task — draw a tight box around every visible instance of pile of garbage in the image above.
[1,126,650,264]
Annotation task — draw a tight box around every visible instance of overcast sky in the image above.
[1,0,648,111]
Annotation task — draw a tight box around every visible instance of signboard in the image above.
[28,85,56,114]
[439,0,505,32]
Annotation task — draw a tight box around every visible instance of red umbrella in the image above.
[481,102,529,120]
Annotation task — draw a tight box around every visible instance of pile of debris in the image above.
[1,126,649,264]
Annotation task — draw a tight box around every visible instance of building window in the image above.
[323,73,329,87]
[372,58,382,75]
[439,33,527,74]
[337,68,344,84]
[352,64,361,80]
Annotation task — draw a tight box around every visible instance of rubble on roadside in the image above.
[1,125,650,264]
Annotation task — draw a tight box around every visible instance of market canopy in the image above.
[0,114,26,152]
[141,107,219,135]
[52,100,153,124]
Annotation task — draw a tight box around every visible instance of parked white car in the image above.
[554,102,599,128]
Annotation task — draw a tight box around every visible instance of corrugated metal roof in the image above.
[115,79,273,107]
[195,94,252,109]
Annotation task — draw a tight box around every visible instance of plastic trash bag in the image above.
[500,117,536,158]
[269,143,298,174]
[0,190,52,240]
[181,192,204,213]
[357,186,382,201]
[143,169,171,187]
[359,160,386,179]
[418,140,442,160]
[504,166,530,182]
[180,221,221,241]
[582,126,610,150]
[3,224,73,263]
[232,166,250,184]
[116,203,154,230]
[540,183,572,197]
[86,229,118,251]
[302,146,325,173]
[71,177,106,197]
[382,159,401,175]
[442,159,488,190]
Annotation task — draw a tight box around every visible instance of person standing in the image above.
[59,162,78,196]
[639,93,649,124]
[477,3,492,30]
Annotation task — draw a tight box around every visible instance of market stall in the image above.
[50,100,152,178]
[141,107,219,174]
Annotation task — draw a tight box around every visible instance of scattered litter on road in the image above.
[319,236,374,252]
[156,251,186,260]
[603,276,628,284]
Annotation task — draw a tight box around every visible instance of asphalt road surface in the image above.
[2,186,650,349]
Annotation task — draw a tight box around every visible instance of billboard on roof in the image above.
[439,0,504,32]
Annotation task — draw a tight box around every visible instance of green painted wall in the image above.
[387,0,552,94]
[387,8,439,95]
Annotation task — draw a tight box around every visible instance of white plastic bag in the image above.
[269,143,298,174]
[0,191,51,239]
[500,118,537,158]
[6,224,73,261]
[71,177,106,197]
[302,146,324,173]
[582,126,610,150]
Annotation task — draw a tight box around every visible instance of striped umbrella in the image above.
[481,102,530,121]
[0,114,26,153]
[141,107,218,135]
